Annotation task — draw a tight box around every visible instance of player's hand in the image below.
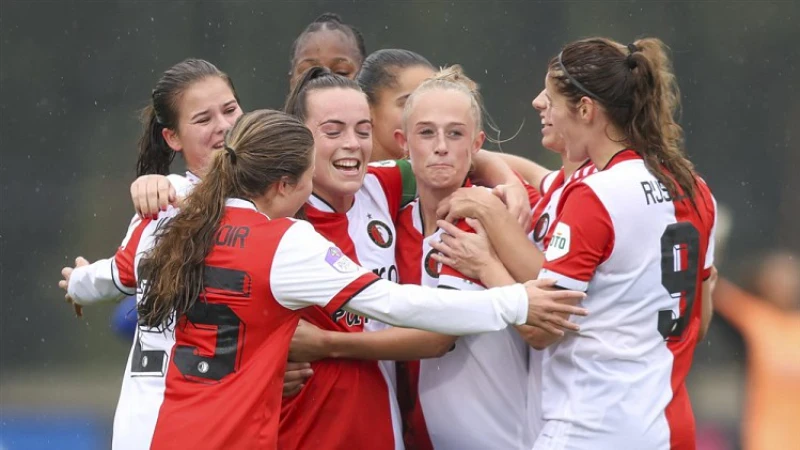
[436,186,505,224]
[431,218,498,280]
[523,278,588,336]
[492,183,533,232]
[288,319,329,363]
[131,174,177,219]
[283,361,313,397]
[59,256,89,318]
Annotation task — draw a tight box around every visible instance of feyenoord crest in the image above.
[424,249,441,279]
[532,212,550,243]
[367,220,393,248]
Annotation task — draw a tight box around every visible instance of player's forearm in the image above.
[478,260,517,288]
[471,149,523,188]
[344,281,528,335]
[323,328,457,361]
[68,258,129,305]
[476,206,543,282]
[492,152,552,188]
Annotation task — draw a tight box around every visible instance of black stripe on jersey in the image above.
[598,148,634,170]
[437,285,458,290]
[203,266,251,297]
[310,192,337,212]
[330,277,382,318]
[110,259,136,295]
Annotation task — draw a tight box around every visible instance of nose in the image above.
[341,128,361,151]
[532,90,547,112]
[434,132,448,155]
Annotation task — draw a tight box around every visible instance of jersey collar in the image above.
[600,149,640,171]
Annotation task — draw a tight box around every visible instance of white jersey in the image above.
[395,199,531,450]
[536,150,717,450]
[67,172,197,450]
[526,163,595,440]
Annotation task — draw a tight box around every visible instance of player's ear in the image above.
[162,127,182,152]
[393,129,409,158]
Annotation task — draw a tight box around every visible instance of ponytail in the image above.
[136,105,176,176]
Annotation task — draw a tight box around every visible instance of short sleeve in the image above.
[539,183,614,292]
[113,215,151,294]
[368,159,417,217]
[271,221,380,313]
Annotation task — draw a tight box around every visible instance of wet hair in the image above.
[137,110,314,328]
[356,49,434,105]
[137,59,238,177]
[548,37,695,201]
[283,66,364,123]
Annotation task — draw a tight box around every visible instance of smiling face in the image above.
[544,73,591,163]
[532,87,566,154]
[304,87,373,208]
[399,89,484,191]
[162,76,243,175]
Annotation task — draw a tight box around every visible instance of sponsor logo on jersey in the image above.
[325,247,358,273]
[424,249,441,279]
[367,220,394,248]
[545,222,571,261]
[532,212,551,243]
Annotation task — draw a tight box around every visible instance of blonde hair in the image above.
[402,65,483,135]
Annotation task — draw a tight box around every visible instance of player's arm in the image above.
[60,215,148,311]
[130,174,192,217]
[471,150,533,229]
[535,183,612,347]
[271,221,588,336]
[490,151,553,189]
[437,187,544,282]
[289,321,456,363]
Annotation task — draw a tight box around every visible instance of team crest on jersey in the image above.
[367,220,394,248]
[424,249,441,279]
[325,247,358,273]
[532,212,551,243]
[545,222,571,261]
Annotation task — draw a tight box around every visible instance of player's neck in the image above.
[560,154,585,179]
[418,185,454,237]
[589,138,628,171]
[312,189,355,213]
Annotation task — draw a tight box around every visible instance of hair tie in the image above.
[626,43,639,69]
[224,143,237,164]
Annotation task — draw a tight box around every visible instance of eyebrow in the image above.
[414,121,467,127]
[190,99,237,122]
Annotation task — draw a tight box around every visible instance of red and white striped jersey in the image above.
[525,161,594,439]
[535,150,717,450]
[280,160,416,450]
[394,181,537,450]
[88,197,535,450]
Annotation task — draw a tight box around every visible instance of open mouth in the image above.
[332,158,361,174]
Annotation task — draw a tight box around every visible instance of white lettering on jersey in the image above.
[545,222,571,261]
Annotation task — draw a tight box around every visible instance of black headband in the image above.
[557,51,604,103]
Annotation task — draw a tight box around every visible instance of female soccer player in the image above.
[100,108,587,450]
[440,37,718,450]
[286,66,544,450]
[289,13,366,89]
[357,48,437,161]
